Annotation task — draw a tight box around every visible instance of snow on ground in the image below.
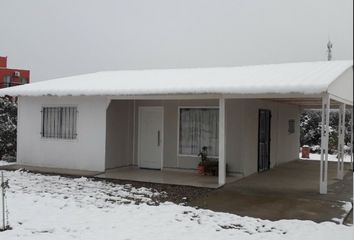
[0,170,353,240]
[300,153,353,162]
[332,202,353,224]
[0,160,14,166]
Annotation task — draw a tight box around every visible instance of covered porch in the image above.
[104,96,302,189]
[103,92,353,193]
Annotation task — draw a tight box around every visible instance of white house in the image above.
[0,61,352,193]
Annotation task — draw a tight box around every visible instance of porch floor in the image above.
[95,167,241,188]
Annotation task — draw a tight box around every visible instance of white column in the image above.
[320,94,330,194]
[337,103,346,180]
[218,97,226,185]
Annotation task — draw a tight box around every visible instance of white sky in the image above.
[0,0,352,82]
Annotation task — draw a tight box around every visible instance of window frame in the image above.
[177,106,219,158]
[40,105,79,141]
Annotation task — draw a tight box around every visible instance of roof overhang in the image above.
[0,60,352,106]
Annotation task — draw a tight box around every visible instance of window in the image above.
[3,75,11,87]
[179,108,219,156]
[20,77,28,84]
[288,119,295,134]
[41,107,77,139]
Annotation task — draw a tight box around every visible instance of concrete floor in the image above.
[95,167,241,188]
[191,160,353,224]
[0,163,240,188]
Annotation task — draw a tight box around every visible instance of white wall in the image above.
[17,96,108,171]
[133,99,219,169]
[275,103,301,166]
[16,96,300,174]
[226,99,301,176]
[130,99,300,176]
[105,100,134,169]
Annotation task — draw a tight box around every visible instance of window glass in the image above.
[179,108,219,156]
[3,75,11,87]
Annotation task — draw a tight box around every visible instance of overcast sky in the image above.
[0,0,352,82]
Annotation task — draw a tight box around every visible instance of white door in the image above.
[138,107,163,169]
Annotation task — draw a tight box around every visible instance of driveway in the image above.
[190,160,353,224]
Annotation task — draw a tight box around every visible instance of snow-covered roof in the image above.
[0,61,352,100]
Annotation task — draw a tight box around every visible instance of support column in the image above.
[337,103,346,180]
[218,97,226,186]
[320,94,330,194]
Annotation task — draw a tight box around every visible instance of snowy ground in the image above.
[0,170,352,240]
[299,153,353,162]
[0,160,14,166]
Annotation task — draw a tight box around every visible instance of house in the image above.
[0,61,352,193]
[0,56,30,88]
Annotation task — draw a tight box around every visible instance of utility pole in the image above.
[327,40,333,61]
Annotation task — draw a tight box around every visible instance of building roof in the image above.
[0,61,352,102]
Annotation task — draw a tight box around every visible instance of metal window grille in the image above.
[41,107,77,139]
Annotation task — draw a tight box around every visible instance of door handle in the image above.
[157,130,161,146]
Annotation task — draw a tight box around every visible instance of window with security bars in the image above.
[41,107,78,139]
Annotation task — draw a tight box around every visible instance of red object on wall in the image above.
[0,56,30,89]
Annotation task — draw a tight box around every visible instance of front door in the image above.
[258,109,271,172]
[138,107,163,169]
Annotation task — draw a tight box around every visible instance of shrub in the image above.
[0,97,17,160]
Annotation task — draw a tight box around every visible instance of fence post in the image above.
[1,171,5,230]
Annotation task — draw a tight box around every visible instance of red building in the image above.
[0,56,30,89]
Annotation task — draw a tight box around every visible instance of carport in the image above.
[292,67,354,195]
[267,93,353,194]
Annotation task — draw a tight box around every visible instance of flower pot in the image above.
[197,165,205,175]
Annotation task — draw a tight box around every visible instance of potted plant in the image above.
[197,146,208,175]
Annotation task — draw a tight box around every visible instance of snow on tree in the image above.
[300,110,322,147]
[0,97,17,161]
[300,109,352,154]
